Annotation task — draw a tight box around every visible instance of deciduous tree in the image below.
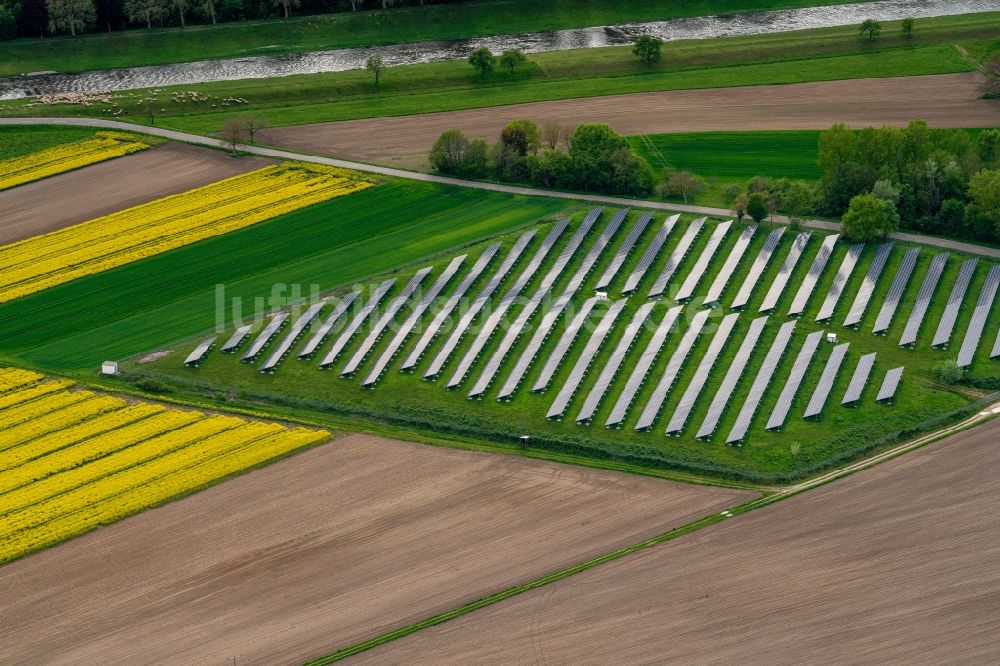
[841,193,899,241]
[222,115,243,154]
[632,34,662,66]
[365,54,386,86]
[272,0,297,19]
[901,17,914,38]
[468,47,495,77]
[499,49,526,74]
[859,18,881,41]
[746,192,769,223]
[125,0,161,29]
[666,170,703,203]
[46,0,94,35]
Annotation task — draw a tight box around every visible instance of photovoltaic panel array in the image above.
[530,297,600,393]
[758,232,811,313]
[726,320,796,443]
[401,243,499,371]
[298,291,359,358]
[444,221,566,386]
[621,214,678,294]
[898,252,948,346]
[993,328,1000,359]
[242,313,289,362]
[220,324,252,353]
[361,256,465,386]
[842,352,876,404]
[665,312,739,435]
[648,217,705,298]
[635,309,710,430]
[765,329,823,430]
[843,242,893,327]
[872,247,920,334]
[319,278,395,368]
[605,305,682,427]
[594,210,651,290]
[675,220,732,302]
[815,243,863,322]
[803,342,848,418]
[696,315,768,438]
[424,230,535,378]
[184,337,216,366]
[261,301,325,371]
[341,266,432,376]
[956,264,1000,367]
[703,224,756,305]
[546,300,625,419]
[576,303,655,423]
[876,366,903,402]
[496,208,624,399]
[932,257,978,347]
[731,228,785,309]
[788,234,839,316]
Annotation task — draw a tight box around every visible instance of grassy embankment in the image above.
[0,0,865,76]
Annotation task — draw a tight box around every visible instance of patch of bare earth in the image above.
[0,434,752,665]
[358,419,1000,664]
[0,142,273,245]
[261,73,1000,169]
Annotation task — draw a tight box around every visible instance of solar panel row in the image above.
[184,337,216,366]
[298,292,359,359]
[703,224,756,305]
[648,217,705,298]
[872,247,920,334]
[898,252,948,346]
[803,342,849,418]
[675,221,733,302]
[842,352,876,404]
[815,243,864,322]
[843,242,893,327]
[621,215,679,294]
[635,309,711,430]
[765,329,823,430]
[992,327,1000,359]
[261,301,325,371]
[788,234,839,316]
[696,316,769,439]
[876,366,904,402]
[758,232,811,313]
[242,313,289,362]
[220,324,252,353]
[956,264,1000,367]
[726,320,796,443]
[665,312,739,435]
[731,228,785,309]
[932,257,978,347]
[594,210,651,290]
[546,300,626,419]
[319,278,395,368]
[530,297,600,394]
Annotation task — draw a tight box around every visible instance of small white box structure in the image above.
[595,291,609,301]
[101,361,118,376]
[826,333,838,344]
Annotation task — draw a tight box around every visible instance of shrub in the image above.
[931,360,964,385]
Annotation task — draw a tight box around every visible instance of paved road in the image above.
[3,117,999,260]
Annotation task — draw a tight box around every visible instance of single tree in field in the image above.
[901,17,914,38]
[841,193,899,241]
[859,18,881,41]
[172,0,187,27]
[499,49,527,74]
[468,47,495,77]
[365,54,386,87]
[666,170,704,203]
[542,121,562,149]
[272,0,298,19]
[46,0,95,35]
[746,192,770,223]
[222,116,244,154]
[125,0,162,30]
[240,112,267,143]
[632,34,663,66]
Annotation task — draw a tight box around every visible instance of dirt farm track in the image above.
[0,434,750,665]
[261,73,1000,168]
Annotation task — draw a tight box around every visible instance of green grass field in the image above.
[0,126,98,159]
[0,0,864,76]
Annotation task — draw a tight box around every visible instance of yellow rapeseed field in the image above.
[0,162,374,304]
[0,131,153,191]
[0,367,330,564]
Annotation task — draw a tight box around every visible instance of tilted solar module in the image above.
[842,352,876,404]
[621,215,679,294]
[443,221,566,386]
[765,329,823,430]
[703,224,756,305]
[298,291,359,358]
[803,342,849,418]
[788,234,839,316]
[665,312,739,435]
[758,232,812,313]
[932,257,978,347]
[341,266,433,376]
[242,313,289,362]
[530,297,600,394]
[261,301,325,371]
[843,242,893,327]
[731,228,785,309]
[220,324,252,353]
[992,327,1000,359]
[872,247,921,334]
[647,217,705,298]
[361,256,466,386]
[725,320,796,443]
[594,210,650,290]
[898,252,948,346]
[876,366,904,402]
[400,243,499,371]
[546,300,626,419]
[815,242,864,322]
[696,316,769,439]
[605,305,683,427]
[675,220,732,302]
[423,230,535,378]
[576,303,655,423]
[319,278,395,368]
[956,264,1000,367]
[184,337,216,366]
[496,209,625,399]
[634,309,711,430]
